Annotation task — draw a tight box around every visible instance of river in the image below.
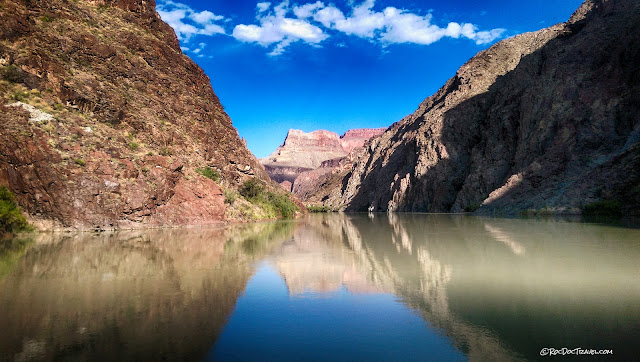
[1,214,638,360]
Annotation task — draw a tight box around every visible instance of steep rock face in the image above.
[293,150,366,200]
[314,0,640,215]
[261,128,385,193]
[340,128,386,153]
[0,0,271,229]
[262,129,347,171]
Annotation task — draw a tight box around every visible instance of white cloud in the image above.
[157,0,226,41]
[313,6,345,28]
[257,2,271,13]
[191,42,207,54]
[334,0,385,38]
[160,0,506,56]
[293,1,324,19]
[471,28,507,45]
[232,1,328,56]
[289,0,505,46]
[189,10,224,25]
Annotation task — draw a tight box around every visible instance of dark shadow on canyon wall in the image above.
[346,0,640,215]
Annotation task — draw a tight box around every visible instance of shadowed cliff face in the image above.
[313,0,640,215]
[0,0,273,229]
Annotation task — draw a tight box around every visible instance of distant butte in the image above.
[261,128,385,192]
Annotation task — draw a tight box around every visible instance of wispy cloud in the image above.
[157,0,226,42]
[157,0,506,56]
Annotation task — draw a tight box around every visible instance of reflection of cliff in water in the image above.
[2,215,639,360]
[271,218,387,295]
[293,214,640,360]
[0,222,295,361]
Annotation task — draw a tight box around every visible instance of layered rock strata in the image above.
[261,128,385,193]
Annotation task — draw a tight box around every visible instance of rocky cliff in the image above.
[261,128,385,193]
[340,128,387,153]
[311,0,640,215]
[262,129,347,171]
[0,0,276,230]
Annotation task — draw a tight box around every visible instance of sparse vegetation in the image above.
[223,188,238,204]
[582,200,622,216]
[307,205,334,213]
[519,207,556,216]
[128,141,139,151]
[74,158,85,166]
[239,178,264,199]
[239,179,298,219]
[96,4,110,13]
[196,166,220,182]
[464,202,482,213]
[159,147,172,156]
[1,65,25,83]
[9,90,30,102]
[39,15,54,23]
[264,192,297,219]
[0,187,30,235]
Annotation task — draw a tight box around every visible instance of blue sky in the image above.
[157,0,584,158]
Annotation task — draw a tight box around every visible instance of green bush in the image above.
[196,166,220,182]
[464,202,482,213]
[74,158,85,166]
[127,141,139,151]
[0,187,29,234]
[239,179,264,199]
[1,65,25,83]
[239,179,298,218]
[9,90,30,102]
[266,192,297,219]
[583,200,622,216]
[223,188,238,204]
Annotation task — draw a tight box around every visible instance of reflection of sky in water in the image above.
[1,214,640,360]
[210,261,466,361]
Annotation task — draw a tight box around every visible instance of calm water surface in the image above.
[1,214,639,361]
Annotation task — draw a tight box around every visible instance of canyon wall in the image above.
[261,128,385,194]
[311,0,640,215]
[0,0,276,229]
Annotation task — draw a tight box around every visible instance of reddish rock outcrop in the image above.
[310,0,640,215]
[340,128,386,153]
[262,129,347,170]
[0,0,275,229]
[261,128,385,193]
